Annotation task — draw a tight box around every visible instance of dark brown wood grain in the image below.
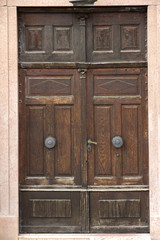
[94,106,113,176]
[26,106,44,176]
[19,7,148,234]
[86,12,146,62]
[54,106,72,176]
[87,68,147,186]
[122,105,140,176]
[19,69,81,187]
[89,191,149,233]
[19,9,146,63]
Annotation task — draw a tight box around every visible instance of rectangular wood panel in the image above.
[120,25,140,51]
[25,26,44,52]
[99,199,140,218]
[89,191,149,233]
[93,26,113,52]
[26,76,72,96]
[20,191,81,233]
[53,26,73,52]
[27,106,44,176]
[94,75,140,96]
[122,105,140,176]
[95,106,113,176]
[32,199,71,218]
[55,106,72,176]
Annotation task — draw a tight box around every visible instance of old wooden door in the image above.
[19,7,149,233]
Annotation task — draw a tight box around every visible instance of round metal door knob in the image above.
[112,136,123,148]
[45,137,56,149]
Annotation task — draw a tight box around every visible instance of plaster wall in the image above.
[0,0,159,239]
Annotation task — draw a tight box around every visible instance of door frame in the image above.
[0,0,160,239]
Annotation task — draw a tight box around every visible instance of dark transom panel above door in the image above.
[18,7,149,234]
[19,7,147,63]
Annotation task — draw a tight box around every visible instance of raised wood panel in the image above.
[122,105,141,176]
[89,191,149,233]
[120,25,140,51]
[94,75,140,96]
[27,106,45,176]
[93,26,112,52]
[53,26,73,52]
[99,199,140,218]
[20,191,81,233]
[32,199,71,218]
[25,26,44,52]
[94,106,113,176]
[26,76,72,96]
[54,106,72,177]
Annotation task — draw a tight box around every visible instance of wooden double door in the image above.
[19,7,149,233]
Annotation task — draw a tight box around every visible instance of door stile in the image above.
[44,104,55,181]
[72,69,82,186]
[114,103,122,185]
[141,68,148,185]
[19,69,26,186]
[86,69,94,186]
[78,68,90,232]
[80,191,89,232]
[79,69,88,187]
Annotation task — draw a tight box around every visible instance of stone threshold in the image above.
[19,234,151,240]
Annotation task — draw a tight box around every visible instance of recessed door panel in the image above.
[122,105,141,176]
[89,191,149,233]
[20,191,81,233]
[54,105,73,177]
[26,106,45,177]
[26,76,73,96]
[94,106,113,177]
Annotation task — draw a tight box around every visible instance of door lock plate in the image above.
[87,144,92,152]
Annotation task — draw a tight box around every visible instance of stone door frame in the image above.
[0,0,160,239]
